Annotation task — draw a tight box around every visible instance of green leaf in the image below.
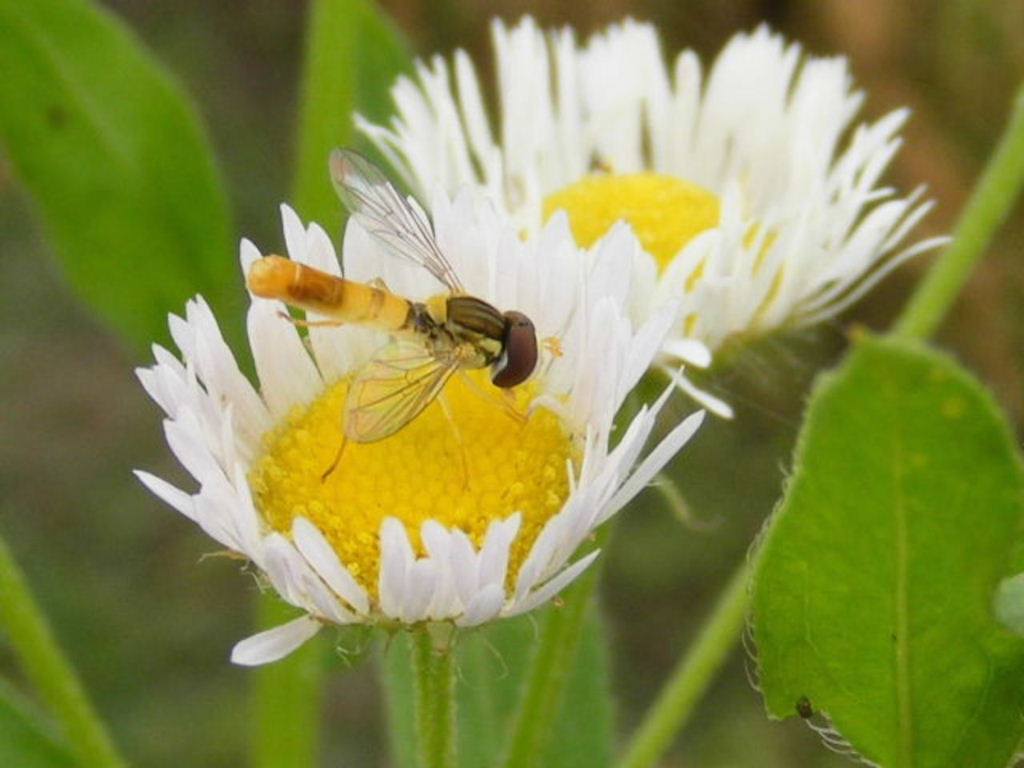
[0,530,126,768]
[291,0,411,226]
[0,0,235,351]
[382,604,613,768]
[0,681,75,768]
[752,335,1024,768]
[994,573,1024,635]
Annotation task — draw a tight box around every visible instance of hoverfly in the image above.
[246,149,539,444]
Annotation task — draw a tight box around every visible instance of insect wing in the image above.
[344,338,460,442]
[330,149,464,294]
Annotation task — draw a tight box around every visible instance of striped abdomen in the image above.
[247,256,411,332]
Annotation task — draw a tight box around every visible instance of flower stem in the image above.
[499,529,608,768]
[0,532,128,768]
[894,82,1024,339]
[252,595,324,768]
[290,0,409,226]
[413,629,457,768]
[616,559,751,768]
[251,0,355,756]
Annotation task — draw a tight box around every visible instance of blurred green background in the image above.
[1,0,1022,765]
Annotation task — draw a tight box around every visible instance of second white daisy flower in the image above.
[359,19,947,415]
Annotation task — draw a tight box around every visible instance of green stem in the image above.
[0,533,128,768]
[616,559,751,768]
[412,630,456,768]
[290,0,409,226]
[894,82,1024,339]
[252,596,324,768]
[249,0,343,760]
[500,528,609,768]
[292,0,353,225]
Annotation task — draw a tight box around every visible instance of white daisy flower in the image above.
[135,175,704,666]
[358,18,947,416]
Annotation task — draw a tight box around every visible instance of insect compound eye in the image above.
[491,311,538,388]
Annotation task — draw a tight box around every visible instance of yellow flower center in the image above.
[543,173,720,270]
[249,370,574,599]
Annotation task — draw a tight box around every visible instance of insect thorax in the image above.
[446,296,506,367]
[405,296,505,370]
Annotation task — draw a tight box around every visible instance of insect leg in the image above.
[436,392,470,489]
[457,370,528,426]
[320,434,349,482]
[500,389,528,424]
[276,310,346,329]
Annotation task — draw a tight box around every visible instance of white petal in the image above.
[421,520,451,560]
[187,297,272,445]
[229,463,266,562]
[136,364,176,416]
[292,518,370,615]
[420,522,458,619]
[302,573,359,625]
[661,338,712,368]
[305,223,341,273]
[379,518,414,618]
[280,204,307,261]
[262,533,308,607]
[514,512,568,599]
[457,583,506,627]
[672,371,733,419]
[230,615,322,666]
[192,487,245,554]
[449,530,480,608]
[134,471,195,520]
[401,560,438,624]
[247,300,322,419]
[605,410,706,517]
[239,238,262,276]
[509,550,601,617]
[163,417,216,487]
[478,514,520,589]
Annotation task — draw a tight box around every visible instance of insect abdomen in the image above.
[247,256,410,331]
